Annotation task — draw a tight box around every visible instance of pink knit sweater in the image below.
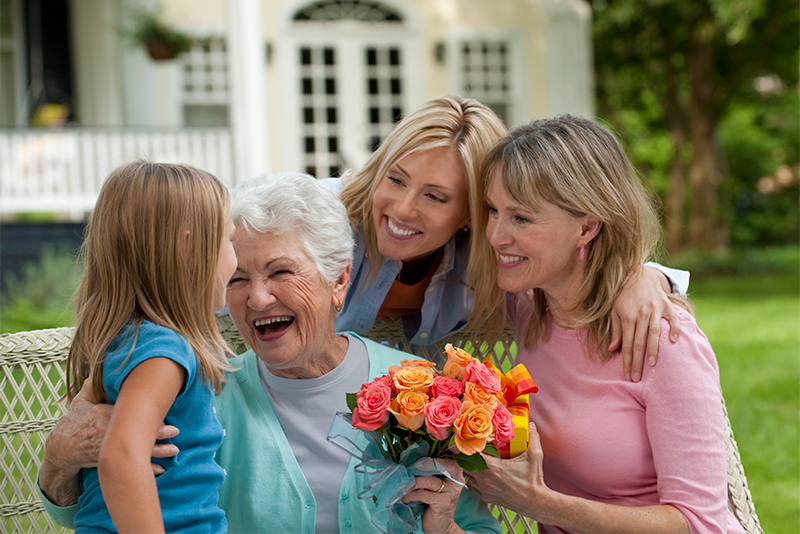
[511,299,745,534]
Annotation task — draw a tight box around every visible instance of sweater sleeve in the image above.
[36,477,78,530]
[454,488,504,534]
[642,311,729,534]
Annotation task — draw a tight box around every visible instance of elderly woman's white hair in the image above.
[231,172,354,284]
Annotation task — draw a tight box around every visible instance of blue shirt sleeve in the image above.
[103,323,197,402]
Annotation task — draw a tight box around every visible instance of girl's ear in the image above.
[579,218,602,246]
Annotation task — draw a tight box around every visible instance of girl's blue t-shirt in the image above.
[74,320,227,533]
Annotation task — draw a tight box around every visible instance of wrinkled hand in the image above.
[46,379,112,473]
[467,423,547,520]
[402,458,467,534]
[40,379,179,506]
[609,265,681,382]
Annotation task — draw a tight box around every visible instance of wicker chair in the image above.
[1,319,764,534]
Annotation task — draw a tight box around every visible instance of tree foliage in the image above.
[591,0,799,252]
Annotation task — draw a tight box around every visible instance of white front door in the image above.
[280,1,421,177]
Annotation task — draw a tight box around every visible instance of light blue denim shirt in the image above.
[319,177,689,349]
[320,177,473,348]
[336,227,471,347]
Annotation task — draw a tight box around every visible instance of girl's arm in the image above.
[610,265,682,382]
[98,357,185,534]
[469,423,690,534]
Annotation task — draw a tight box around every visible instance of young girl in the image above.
[65,161,235,533]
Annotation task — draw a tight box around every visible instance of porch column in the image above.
[226,0,270,182]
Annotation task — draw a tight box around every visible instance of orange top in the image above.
[377,255,441,317]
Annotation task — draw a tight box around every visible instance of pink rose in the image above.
[492,403,515,448]
[430,375,464,398]
[352,381,392,431]
[423,395,462,441]
[465,361,501,394]
[357,374,393,396]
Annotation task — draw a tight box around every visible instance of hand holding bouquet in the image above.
[327,343,537,533]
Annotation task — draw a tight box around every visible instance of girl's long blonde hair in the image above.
[470,116,681,357]
[338,95,507,287]
[67,161,232,402]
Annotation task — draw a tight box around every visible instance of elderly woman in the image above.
[466,116,744,533]
[38,173,500,534]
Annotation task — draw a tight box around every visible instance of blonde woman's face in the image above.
[371,146,470,262]
[485,178,585,297]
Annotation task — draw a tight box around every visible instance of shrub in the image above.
[0,247,82,333]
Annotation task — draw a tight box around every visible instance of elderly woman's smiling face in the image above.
[226,227,350,378]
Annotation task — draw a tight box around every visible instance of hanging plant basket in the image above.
[146,40,180,61]
[127,8,191,62]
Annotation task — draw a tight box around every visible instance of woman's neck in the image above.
[266,333,349,379]
[397,249,441,285]
[542,271,587,329]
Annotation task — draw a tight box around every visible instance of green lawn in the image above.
[689,263,800,534]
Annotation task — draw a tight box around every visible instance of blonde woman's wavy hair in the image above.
[338,95,507,284]
[67,161,232,402]
[470,115,679,358]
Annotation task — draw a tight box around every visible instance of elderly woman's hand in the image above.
[467,423,549,522]
[402,458,468,534]
[40,379,180,506]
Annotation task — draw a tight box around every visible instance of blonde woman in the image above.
[323,95,688,378]
[64,162,235,533]
[468,116,743,534]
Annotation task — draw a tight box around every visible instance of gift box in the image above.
[496,395,530,459]
[482,359,538,459]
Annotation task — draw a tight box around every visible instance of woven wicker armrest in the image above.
[1,328,74,534]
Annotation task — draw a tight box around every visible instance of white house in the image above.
[0,0,593,218]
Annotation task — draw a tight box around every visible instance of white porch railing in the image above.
[0,128,235,219]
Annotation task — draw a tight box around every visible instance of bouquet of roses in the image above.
[326,343,537,533]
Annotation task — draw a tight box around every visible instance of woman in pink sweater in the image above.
[466,116,745,534]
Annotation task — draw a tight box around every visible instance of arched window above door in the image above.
[293,0,403,23]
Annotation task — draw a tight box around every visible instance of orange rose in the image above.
[401,359,437,369]
[442,343,477,380]
[453,399,494,455]
[392,365,435,393]
[388,359,437,375]
[388,390,429,431]
[464,382,499,408]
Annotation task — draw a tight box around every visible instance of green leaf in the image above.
[453,452,489,473]
[483,444,500,458]
[346,392,357,412]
